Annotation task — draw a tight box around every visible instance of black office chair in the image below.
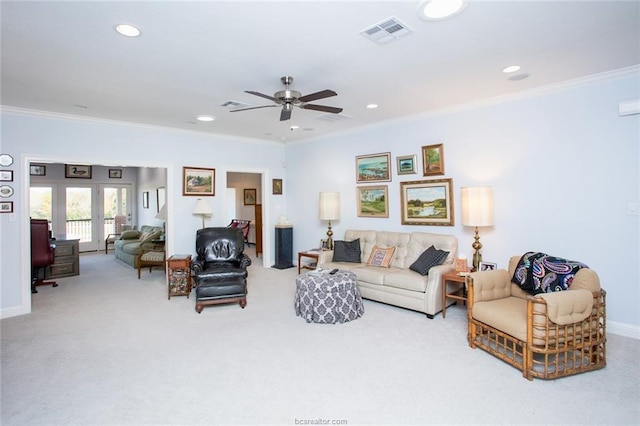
[31,218,58,294]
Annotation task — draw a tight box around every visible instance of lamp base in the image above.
[326,220,334,250]
[471,226,483,272]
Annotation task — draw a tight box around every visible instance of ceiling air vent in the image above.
[221,100,249,109]
[361,17,413,45]
[316,113,351,122]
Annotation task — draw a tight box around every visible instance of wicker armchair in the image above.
[467,255,606,380]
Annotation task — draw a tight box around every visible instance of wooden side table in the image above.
[297,250,320,274]
[442,271,468,318]
[167,254,192,300]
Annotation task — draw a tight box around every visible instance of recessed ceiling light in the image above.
[366,104,378,109]
[502,65,521,73]
[115,23,141,37]
[196,115,215,122]
[418,0,468,21]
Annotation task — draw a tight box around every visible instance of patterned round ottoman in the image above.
[294,269,364,324]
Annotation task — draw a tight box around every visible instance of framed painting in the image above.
[0,170,13,181]
[109,168,122,178]
[0,201,13,213]
[244,188,256,205]
[65,164,92,179]
[422,143,445,176]
[355,152,391,183]
[183,166,215,196]
[142,191,149,209]
[272,178,283,195]
[29,165,46,177]
[479,261,497,271]
[396,154,417,175]
[356,185,389,218]
[400,178,454,226]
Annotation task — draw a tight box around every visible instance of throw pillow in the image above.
[332,239,361,263]
[366,246,396,268]
[120,230,140,240]
[409,245,450,276]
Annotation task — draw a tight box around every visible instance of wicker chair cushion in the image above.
[536,289,593,325]
[472,297,528,342]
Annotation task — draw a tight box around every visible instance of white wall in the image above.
[0,112,286,317]
[284,71,640,333]
[2,71,638,336]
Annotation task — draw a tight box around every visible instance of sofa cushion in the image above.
[366,245,395,268]
[333,239,361,263]
[352,265,399,285]
[139,230,162,244]
[409,245,449,276]
[122,242,143,255]
[472,297,528,342]
[120,230,140,240]
[384,269,430,292]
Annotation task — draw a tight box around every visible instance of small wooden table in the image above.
[297,250,320,274]
[167,254,192,299]
[442,271,469,318]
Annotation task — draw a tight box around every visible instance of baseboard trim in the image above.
[1,305,29,320]
[607,321,640,339]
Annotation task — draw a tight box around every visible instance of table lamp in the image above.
[192,198,213,229]
[461,187,494,272]
[319,192,340,250]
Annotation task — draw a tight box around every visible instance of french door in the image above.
[30,183,132,252]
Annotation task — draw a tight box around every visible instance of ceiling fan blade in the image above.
[230,105,277,112]
[298,89,337,103]
[245,90,277,102]
[280,107,292,121]
[300,104,343,114]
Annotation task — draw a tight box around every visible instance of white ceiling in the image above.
[2,1,639,144]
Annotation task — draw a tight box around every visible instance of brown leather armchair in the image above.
[31,218,58,294]
[191,227,251,313]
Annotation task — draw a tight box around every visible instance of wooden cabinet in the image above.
[167,254,191,299]
[45,236,80,279]
[254,204,262,257]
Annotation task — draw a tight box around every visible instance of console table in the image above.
[45,235,80,279]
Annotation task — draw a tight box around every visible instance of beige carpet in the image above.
[1,250,639,425]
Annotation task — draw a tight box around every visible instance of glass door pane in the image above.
[103,186,131,237]
[30,187,53,222]
[66,187,94,250]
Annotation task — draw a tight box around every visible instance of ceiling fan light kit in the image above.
[231,76,343,121]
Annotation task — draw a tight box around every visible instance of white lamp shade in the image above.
[192,198,213,216]
[461,187,494,227]
[319,192,340,220]
[155,204,167,220]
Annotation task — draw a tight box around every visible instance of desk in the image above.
[297,250,320,274]
[45,235,80,279]
[442,271,468,319]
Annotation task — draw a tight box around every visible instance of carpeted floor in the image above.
[1,249,639,425]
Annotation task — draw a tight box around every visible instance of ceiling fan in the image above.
[231,76,343,121]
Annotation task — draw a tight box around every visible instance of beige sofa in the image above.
[467,255,606,380]
[317,230,458,318]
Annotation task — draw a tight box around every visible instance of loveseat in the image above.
[317,230,458,318]
[114,225,164,268]
[467,255,606,380]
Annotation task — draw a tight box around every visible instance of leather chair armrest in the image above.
[239,253,252,270]
[317,250,333,266]
[191,258,206,275]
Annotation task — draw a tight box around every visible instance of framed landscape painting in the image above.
[396,154,417,175]
[422,143,445,176]
[400,178,454,226]
[356,185,389,218]
[356,152,391,183]
[183,167,215,196]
